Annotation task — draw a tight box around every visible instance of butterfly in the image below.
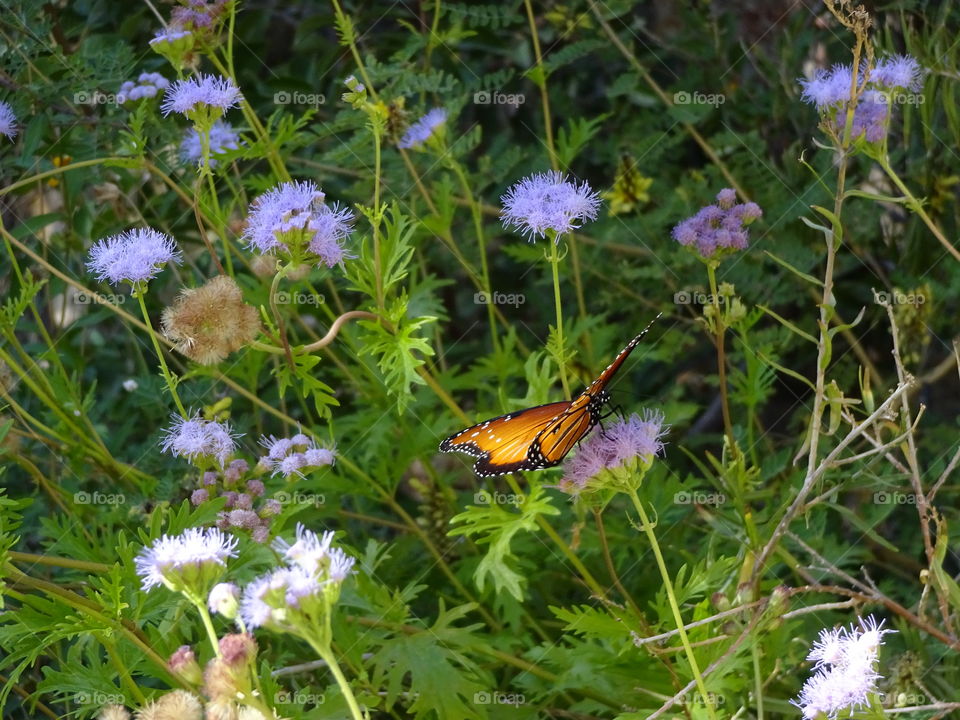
[439,315,660,477]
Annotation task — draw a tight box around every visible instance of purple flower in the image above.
[171,0,229,30]
[559,411,666,494]
[161,413,239,468]
[871,54,922,91]
[793,615,893,719]
[850,90,888,144]
[670,190,762,259]
[150,27,193,46]
[135,527,238,592]
[86,228,182,286]
[500,171,602,241]
[242,181,354,267]
[0,100,19,140]
[161,73,241,118]
[259,433,336,478]
[397,108,446,149]
[799,64,852,109]
[180,120,240,167]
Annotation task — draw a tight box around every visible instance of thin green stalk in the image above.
[752,644,764,719]
[373,128,384,311]
[547,237,571,398]
[306,637,365,720]
[188,594,222,657]
[449,160,499,353]
[878,157,960,263]
[136,290,187,416]
[627,488,717,720]
[706,262,735,452]
[198,127,233,275]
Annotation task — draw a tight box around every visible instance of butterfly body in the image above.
[440,316,659,477]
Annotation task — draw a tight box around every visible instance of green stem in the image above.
[879,157,960,263]
[548,237,571,398]
[627,488,717,720]
[449,160,499,353]
[373,129,384,312]
[307,637,365,720]
[187,593,222,657]
[706,262,735,452]
[136,290,186,416]
[198,127,233,275]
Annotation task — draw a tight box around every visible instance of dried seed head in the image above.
[162,275,261,365]
[98,705,131,720]
[135,690,203,720]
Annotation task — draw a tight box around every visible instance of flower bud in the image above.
[208,582,240,619]
[168,645,203,685]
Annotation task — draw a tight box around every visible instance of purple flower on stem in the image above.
[86,228,182,286]
[871,54,922,91]
[799,64,853,109]
[559,411,666,495]
[258,432,335,478]
[243,181,354,267]
[671,189,762,260]
[161,413,239,468]
[793,615,893,719]
[398,108,446,149]
[500,171,602,241]
[135,527,238,593]
[161,73,241,118]
[0,100,19,140]
[180,120,240,167]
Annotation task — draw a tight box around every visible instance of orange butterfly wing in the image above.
[439,402,572,477]
[440,315,661,477]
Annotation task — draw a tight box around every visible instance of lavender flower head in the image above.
[150,27,193,47]
[86,228,182,286]
[794,615,893,720]
[118,72,169,103]
[501,171,602,242]
[398,108,446,149]
[161,413,239,468]
[671,189,762,260]
[161,73,241,119]
[242,181,355,268]
[559,410,666,495]
[180,120,240,167]
[135,527,238,593]
[241,525,355,630]
[0,100,19,140]
[799,54,924,144]
[258,432,335,478]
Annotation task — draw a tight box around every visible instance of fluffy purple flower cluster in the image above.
[170,0,229,30]
[180,120,240,167]
[240,524,355,629]
[135,526,238,592]
[559,411,666,494]
[500,171,602,241]
[161,413,239,468]
[398,108,446,149]
[187,459,279,543]
[242,181,355,268]
[799,55,923,143]
[794,615,893,719]
[86,228,182,286]
[0,100,18,140]
[161,73,241,118]
[671,188,762,259]
[118,73,169,103]
[258,432,335,478]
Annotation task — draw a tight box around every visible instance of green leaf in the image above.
[449,482,559,601]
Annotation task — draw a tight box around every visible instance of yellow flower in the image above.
[602,155,653,216]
